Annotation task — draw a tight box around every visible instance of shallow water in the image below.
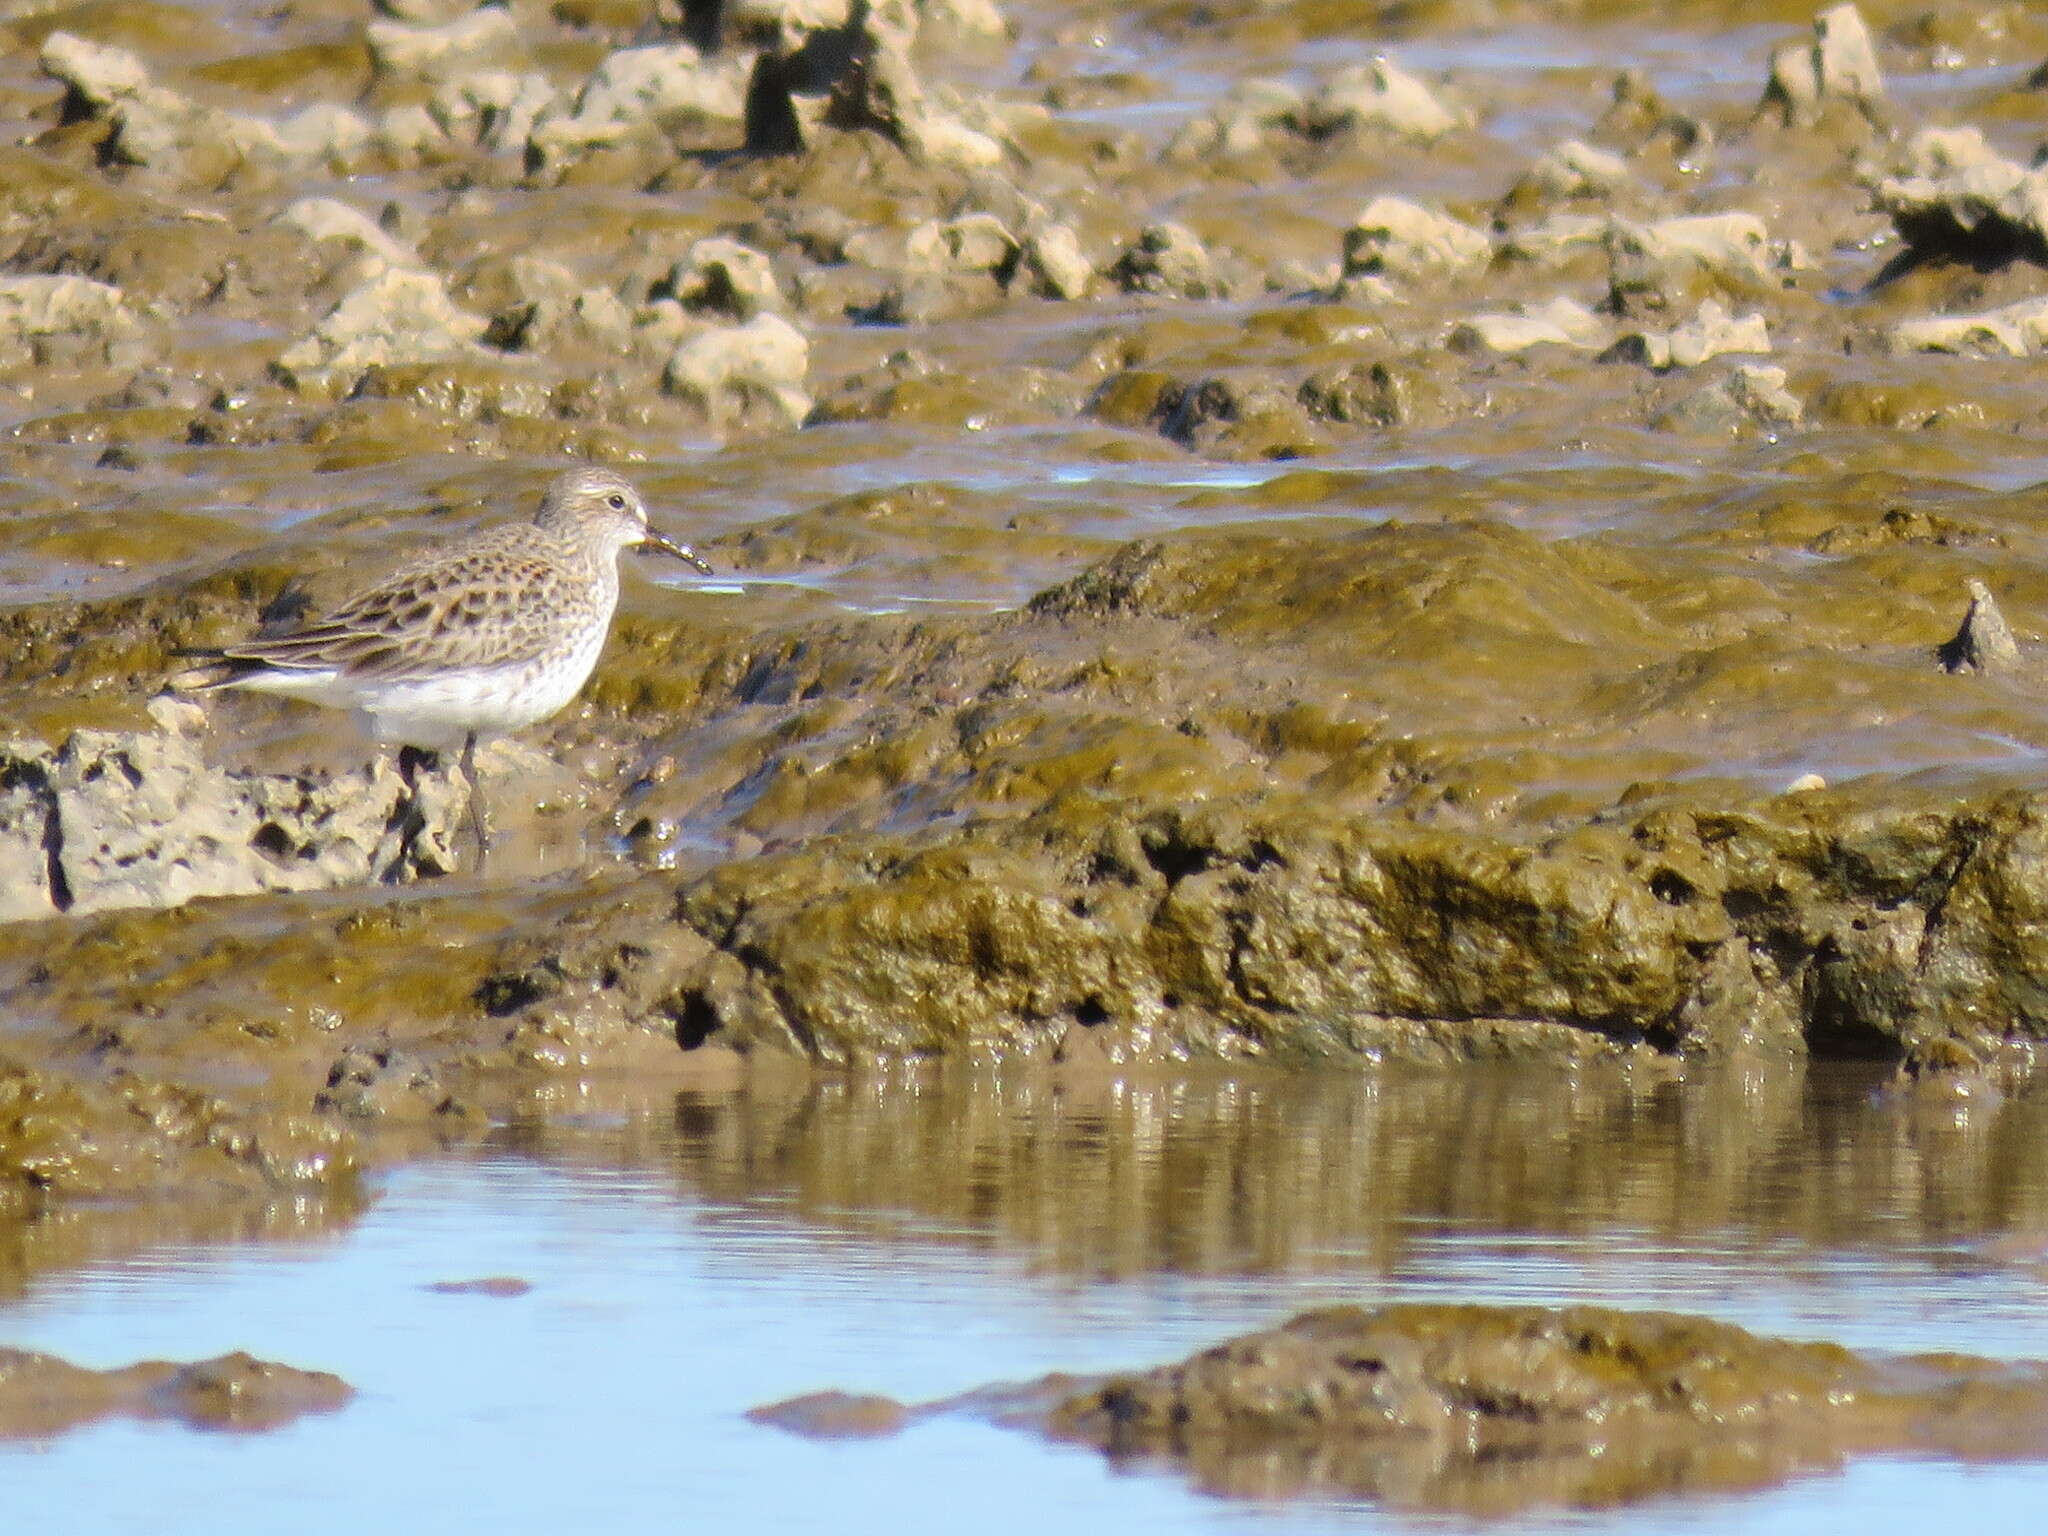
[7,1061,2048,1531]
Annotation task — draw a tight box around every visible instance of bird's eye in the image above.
[607,493,627,510]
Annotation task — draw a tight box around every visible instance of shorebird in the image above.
[175,466,711,867]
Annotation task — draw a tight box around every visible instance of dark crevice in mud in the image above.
[40,781,72,915]
[674,990,722,1050]
[1648,868,1697,906]
[1802,935,1908,1060]
[1912,816,1993,971]
[749,967,819,1058]
[249,822,300,867]
[475,961,566,1018]
[1139,828,1211,886]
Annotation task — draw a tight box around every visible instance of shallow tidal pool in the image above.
[6,1061,2048,1533]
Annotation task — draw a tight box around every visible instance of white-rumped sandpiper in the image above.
[176,466,711,865]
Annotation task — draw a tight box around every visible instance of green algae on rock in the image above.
[1042,1302,2048,1511]
[0,1050,357,1213]
[751,1300,2048,1514]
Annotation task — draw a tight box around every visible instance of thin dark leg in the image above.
[460,731,490,871]
[397,743,438,785]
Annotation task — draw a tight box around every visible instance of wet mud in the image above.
[755,1300,2048,1513]
[0,1346,351,1438]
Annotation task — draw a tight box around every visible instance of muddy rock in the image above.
[1940,580,2021,675]
[493,284,636,357]
[0,710,464,923]
[365,8,525,83]
[1340,197,1491,284]
[1301,58,1459,141]
[1657,361,1803,432]
[0,1052,356,1209]
[1607,212,1775,315]
[1157,372,1328,460]
[1164,79,1303,163]
[1604,299,1771,370]
[1027,1303,2048,1511]
[1875,127,2048,274]
[0,1347,352,1438]
[274,266,490,395]
[662,310,812,428]
[1109,222,1225,300]
[1449,296,1607,357]
[0,273,139,370]
[315,1044,477,1123]
[1760,2,1887,128]
[663,237,786,319]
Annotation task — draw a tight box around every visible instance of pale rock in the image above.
[0,275,137,368]
[1343,197,1492,281]
[1876,127,2048,270]
[1890,296,2048,358]
[905,111,1005,170]
[1109,222,1223,299]
[919,0,1007,38]
[1449,296,1608,355]
[37,31,150,111]
[1021,222,1091,300]
[1526,138,1630,199]
[1304,57,1459,140]
[1605,300,1771,369]
[905,212,1018,274]
[0,726,466,922]
[665,239,785,320]
[1761,2,1886,126]
[273,198,416,270]
[663,312,813,428]
[429,70,561,152]
[365,7,524,81]
[1607,212,1773,311]
[376,103,450,162]
[568,43,750,127]
[272,104,375,164]
[275,268,489,392]
[1497,213,1609,266]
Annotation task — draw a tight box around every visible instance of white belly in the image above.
[226,628,606,750]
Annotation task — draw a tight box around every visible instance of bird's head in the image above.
[535,467,713,573]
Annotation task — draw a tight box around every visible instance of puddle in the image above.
[5,1062,2048,1531]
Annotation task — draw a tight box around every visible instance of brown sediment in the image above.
[1032,1303,2048,1513]
[0,1347,352,1438]
[749,1299,2048,1513]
